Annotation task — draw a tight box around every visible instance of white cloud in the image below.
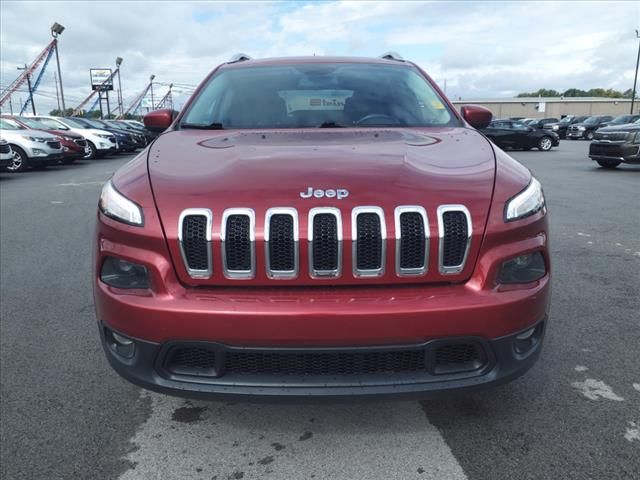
[0,0,638,114]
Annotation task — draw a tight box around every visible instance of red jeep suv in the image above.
[94,53,550,400]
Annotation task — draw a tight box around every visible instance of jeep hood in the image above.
[148,128,496,286]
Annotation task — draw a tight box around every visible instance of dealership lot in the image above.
[0,140,638,479]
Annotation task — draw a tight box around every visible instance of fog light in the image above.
[106,328,135,359]
[32,148,47,156]
[498,252,546,284]
[100,256,150,289]
[513,322,544,355]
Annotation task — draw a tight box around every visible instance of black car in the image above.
[67,118,139,152]
[528,117,559,130]
[588,122,640,169]
[482,120,560,151]
[566,115,614,140]
[599,114,640,128]
[544,115,589,139]
[104,120,154,144]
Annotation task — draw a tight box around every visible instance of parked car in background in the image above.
[528,117,559,130]
[6,115,89,164]
[104,120,154,145]
[0,117,64,171]
[521,118,536,125]
[33,116,117,159]
[567,115,614,140]
[599,114,640,128]
[66,118,137,153]
[482,119,559,151]
[0,139,13,170]
[74,118,146,151]
[588,122,640,169]
[544,115,589,139]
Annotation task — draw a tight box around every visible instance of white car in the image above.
[0,139,13,170]
[32,116,117,159]
[0,118,64,171]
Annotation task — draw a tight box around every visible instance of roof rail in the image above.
[378,51,404,62]
[228,53,253,63]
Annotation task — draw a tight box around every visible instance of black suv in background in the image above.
[600,114,640,128]
[589,121,640,169]
[567,115,614,140]
[544,115,589,139]
[482,119,559,151]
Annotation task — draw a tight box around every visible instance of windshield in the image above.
[62,117,89,129]
[0,118,26,130]
[32,118,68,130]
[181,63,459,129]
[611,116,630,124]
[559,117,573,125]
[583,117,599,125]
[17,117,45,129]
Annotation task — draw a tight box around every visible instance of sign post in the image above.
[90,68,114,118]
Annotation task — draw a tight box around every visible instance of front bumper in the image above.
[589,142,640,164]
[100,318,546,401]
[566,130,586,139]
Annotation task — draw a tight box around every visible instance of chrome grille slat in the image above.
[265,208,299,279]
[178,209,213,279]
[221,208,256,279]
[394,206,429,276]
[437,205,472,275]
[352,207,386,277]
[308,207,342,278]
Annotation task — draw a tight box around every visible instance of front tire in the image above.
[538,136,553,151]
[7,146,29,172]
[596,159,620,169]
[585,131,595,140]
[84,141,97,160]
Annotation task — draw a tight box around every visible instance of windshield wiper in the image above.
[181,122,225,130]
[317,121,348,128]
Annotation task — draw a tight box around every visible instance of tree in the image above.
[517,88,627,98]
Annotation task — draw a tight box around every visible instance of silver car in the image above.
[0,117,64,171]
[0,139,13,169]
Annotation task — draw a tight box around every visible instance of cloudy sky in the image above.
[1,0,638,115]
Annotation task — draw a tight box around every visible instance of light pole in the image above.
[115,57,123,116]
[51,22,66,112]
[631,29,640,115]
[17,64,36,115]
[149,75,155,111]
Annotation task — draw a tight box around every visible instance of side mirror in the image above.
[461,105,492,129]
[143,109,175,132]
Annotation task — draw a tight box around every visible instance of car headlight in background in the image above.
[633,132,640,144]
[577,126,585,130]
[22,135,49,143]
[552,125,559,131]
[99,180,144,226]
[96,134,112,139]
[505,177,546,222]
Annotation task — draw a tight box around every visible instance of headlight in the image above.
[63,136,75,141]
[100,256,150,289]
[96,134,112,139]
[633,132,640,144]
[577,126,585,130]
[505,177,545,222]
[22,135,48,142]
[498,252,546,284]
[99,180,144,226]
[552,125,559,131]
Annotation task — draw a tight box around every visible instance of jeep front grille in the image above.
[221,209,255,279]
[395,206,429,276]
[309,207,342,278]
[438,205,472,274]
[178,209,212,278]
[177,205,472,280]
[265,208,298,279]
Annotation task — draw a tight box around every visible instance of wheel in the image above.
[537,136,553,151]
[596,159,620,169]
[585,131,594,141]
[6,146,28,172]
[84,141,97,160]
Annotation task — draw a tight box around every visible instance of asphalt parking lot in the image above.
[1,140,638,480]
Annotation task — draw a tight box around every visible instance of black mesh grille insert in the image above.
[356,213,382,270]
[268,214,295,272]
[312,214,338,271]
[225,349,427,376]
[442,211,469,268]
[435,344,480,366]
[399,212,426,269]
[168,347,217,376]
[182,215,209,271]
[225,215,251,271]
